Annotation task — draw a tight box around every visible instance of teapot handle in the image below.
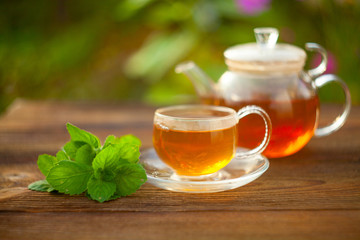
[305,43,328,78]
[314,74,351,137]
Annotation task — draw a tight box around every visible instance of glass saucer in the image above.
[139,148,269,193]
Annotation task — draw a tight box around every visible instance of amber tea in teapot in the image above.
[202,95,319,158]
[177,28,351,158]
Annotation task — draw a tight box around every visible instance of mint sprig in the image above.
[28,123,147,202]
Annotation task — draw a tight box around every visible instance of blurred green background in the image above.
[1,0,359,112]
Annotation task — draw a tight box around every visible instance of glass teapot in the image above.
[175,28,351,158]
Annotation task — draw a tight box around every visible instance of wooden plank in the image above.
[0,100,156,154]
[0,99,156,131]
[0,211,359,240]
[0,158,359,212]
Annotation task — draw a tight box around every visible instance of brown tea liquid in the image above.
[153,125,236,176]
[202,96,319,158]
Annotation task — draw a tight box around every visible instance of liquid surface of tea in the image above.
[203,96,319,158]
[153,125,236,176]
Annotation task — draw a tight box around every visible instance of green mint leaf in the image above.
[103,135,141,149]
[95,168,115,182]
[56,149,70,161]
[117,144,140,164]
[66,123,100,150]
[28,180,56,192]
[118,134,141,147]
[103,135,116,149]
[108,193,122,201]
[87,176,116,203]
[37,154,59,176]
[63,141,85,160]
[92,145,119,177]
[46,160,93,195]
[33,122,144,202]
[114,163,147,197]
[102,135,141,163]
[75,144,96,166]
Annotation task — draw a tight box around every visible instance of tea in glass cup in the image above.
[152,105,272,177]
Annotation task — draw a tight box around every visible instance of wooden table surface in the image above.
[0,100,359,240]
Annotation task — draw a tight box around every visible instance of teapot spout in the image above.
[175,61,217,100]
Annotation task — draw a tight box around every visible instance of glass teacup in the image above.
[152,105,272,177]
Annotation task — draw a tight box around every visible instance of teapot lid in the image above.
[224,28,306,73]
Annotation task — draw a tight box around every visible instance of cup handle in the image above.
[314,74,351,137]
[236,106,272,158]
